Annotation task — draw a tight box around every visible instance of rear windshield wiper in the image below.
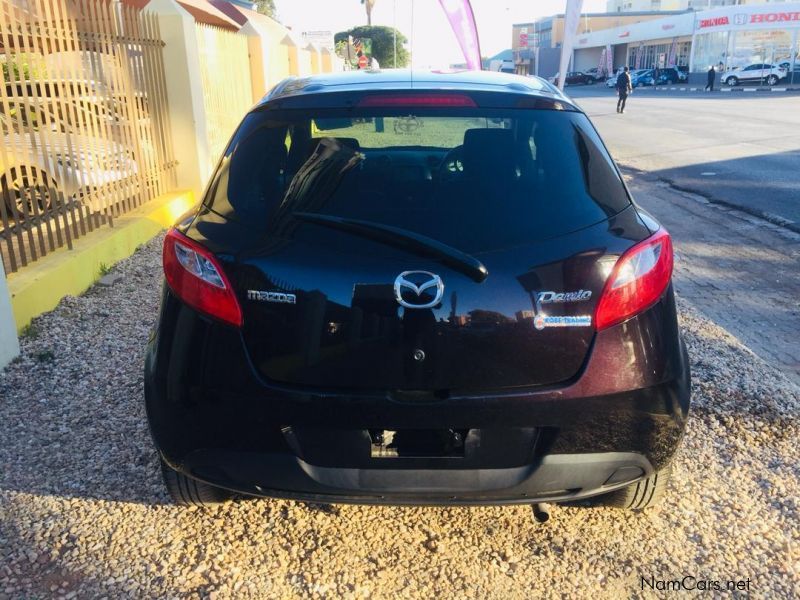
[292,212,489,283]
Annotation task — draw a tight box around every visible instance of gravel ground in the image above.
[1,233,798,599]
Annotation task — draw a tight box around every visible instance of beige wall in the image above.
[513,13,674,51]
[309,46,321,74]
[296,47,313,76]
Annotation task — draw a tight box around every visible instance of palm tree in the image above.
[362,0,376,26]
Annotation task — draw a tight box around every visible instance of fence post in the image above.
[147,0,211,197]
[0,261,20,369]
[241,22,267,103]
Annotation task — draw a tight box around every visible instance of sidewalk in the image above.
[638,85,800,92]
[626,170,800,385]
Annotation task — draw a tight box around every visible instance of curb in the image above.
[6,190,195,332]
[645,86,798,92]
[620,165,800,235]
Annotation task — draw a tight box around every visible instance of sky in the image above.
[274,0,607,68]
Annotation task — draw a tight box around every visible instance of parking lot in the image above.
[1,91,799,598]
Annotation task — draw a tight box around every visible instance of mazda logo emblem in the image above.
[393,271,444,309]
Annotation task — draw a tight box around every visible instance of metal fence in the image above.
[0,0,176,273]
[195,22,253,165]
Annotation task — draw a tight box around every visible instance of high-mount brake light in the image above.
[594,228,673,331]
[163,228,243,327]
[357,94,477,107]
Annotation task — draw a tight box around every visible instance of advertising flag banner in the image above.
[557,0,584,89]
[606,43,613,75]
[667,37,678,67]
[598,47,606,77]
[438,0,482,70]
[634,44,644,69]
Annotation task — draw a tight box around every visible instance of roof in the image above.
[488,49,513,62]
[513,10,692,26]
[125,0,240,30]
[262,69,573,107]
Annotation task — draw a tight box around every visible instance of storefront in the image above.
[626,39,691,70]
[566,3,800,84]
[572,11,695,77]
[691,4,800,82]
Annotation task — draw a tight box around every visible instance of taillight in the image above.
[357,94,477,107]
[594,228,673,331]
[163,228,243,327]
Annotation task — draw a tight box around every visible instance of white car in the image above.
[1,109,137,219]
[722,63,787,86]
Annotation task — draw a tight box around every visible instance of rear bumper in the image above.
[168,450,654,506]
[145,286,690,505]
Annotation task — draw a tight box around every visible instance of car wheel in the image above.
[726,76,738,86]
[1,166,56,218]
[766,75,779,86]
[600,464,672,510]
[160,458,234,506]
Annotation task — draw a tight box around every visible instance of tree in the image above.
[361,0,376,26]
[334,26,409,68]
[253,0,277,19]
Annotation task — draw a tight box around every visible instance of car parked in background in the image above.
[722,64,787,86]
[146,70,690,514]
[584,67,607,82]
[564,71,594,86]
[778,61,800,75]
[630,69,654,87]
[654,67,685,84]
[1,104,137,218]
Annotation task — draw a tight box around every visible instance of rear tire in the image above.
[1,166,57,218]
[160,458,233,506]
[766,74,778,86]
[601,464,672,510]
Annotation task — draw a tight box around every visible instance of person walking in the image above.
[616,66,632,113]
[705,65,716,91]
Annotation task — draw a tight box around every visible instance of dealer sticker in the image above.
[533,315,592,330]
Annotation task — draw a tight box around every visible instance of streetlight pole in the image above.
[393,0,397,67]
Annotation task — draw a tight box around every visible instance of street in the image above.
[566,87,800,384]
[568,87,800,229]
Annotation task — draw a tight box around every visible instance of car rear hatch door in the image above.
[197,97,647,392]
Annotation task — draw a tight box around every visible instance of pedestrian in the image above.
[705,65,716,91]
[616,66,632,114]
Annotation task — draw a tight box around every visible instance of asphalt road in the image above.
[567,87,800,229]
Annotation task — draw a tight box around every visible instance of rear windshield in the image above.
[205,107,630,253]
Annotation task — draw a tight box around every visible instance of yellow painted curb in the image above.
[7,190,196,332]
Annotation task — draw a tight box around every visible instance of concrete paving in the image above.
[626,171,800,384]
[568,87,800,229]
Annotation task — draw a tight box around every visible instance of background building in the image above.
[608,0,794,12]
[513,10,690,75]
[608,1,689,11]
[517,1,799,83]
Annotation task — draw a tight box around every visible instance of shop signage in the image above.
[698,11,800,29]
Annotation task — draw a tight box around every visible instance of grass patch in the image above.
[98,262,112,277]
[35,349,55,363]
[20,323,39,338]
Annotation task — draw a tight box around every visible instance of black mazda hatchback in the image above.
[145,70,690,511]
